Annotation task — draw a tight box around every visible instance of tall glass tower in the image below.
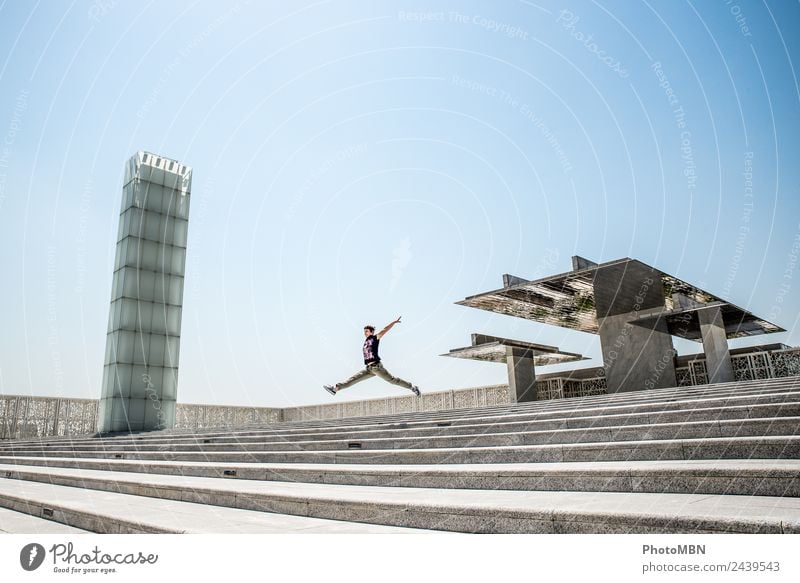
[98,151,192,433]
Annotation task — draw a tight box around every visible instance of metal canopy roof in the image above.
[442,334,587,366]
[628,302,784,341]
[456,258,783,339]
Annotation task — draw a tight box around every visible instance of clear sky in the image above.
[0,0,798,408]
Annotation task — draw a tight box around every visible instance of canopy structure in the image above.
[457,258,783,339]
[443,334,586,366]
[442,334,587,402]
[628,301,782,340]
[454,256,784,395]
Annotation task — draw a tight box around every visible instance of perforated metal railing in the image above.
[675,348,800,387]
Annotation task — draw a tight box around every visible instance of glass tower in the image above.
[98,151,192,433]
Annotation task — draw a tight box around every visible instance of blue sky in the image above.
[0,0,798,407]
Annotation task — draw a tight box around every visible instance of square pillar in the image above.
[506,347,537,402]
[698,306,734,384]
[98,152,192,433]
[598,313,677,392]
[594,262,676,392]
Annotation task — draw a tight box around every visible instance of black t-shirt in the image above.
[363,334,380,364]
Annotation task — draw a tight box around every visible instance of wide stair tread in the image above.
[2,435,797,465]
[0,506,91,534]
[0,464,798,534]
[4,402,799,454]
[1,377,798,533]
[2,458,798,496]
[0,478,434,534]
[2,378,797,449]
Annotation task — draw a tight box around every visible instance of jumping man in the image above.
[324,317,420,396]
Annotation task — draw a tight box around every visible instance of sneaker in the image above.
[411,385,421,396]
[323,385,337,396]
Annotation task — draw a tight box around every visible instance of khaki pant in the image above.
[336,362,414,392]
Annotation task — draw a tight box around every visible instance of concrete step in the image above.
[1,435,797,464]
[3,417,798,456]
[0,506,91,534]
[171,389,800,439]
[257,378,800,425]
[0,477,435,534]
[280,378,800,426]
[159,379,800,424]
[2,377,797,534]
[2,458,798,497]
[0,464,797,534]
[6,399,798,453]
[3,378,797,449]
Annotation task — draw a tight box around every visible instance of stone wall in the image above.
[174,403,282,431]
[0,385,509,440]
[279,384,511,422]
[0,396,98,441]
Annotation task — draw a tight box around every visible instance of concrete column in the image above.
[593,262,677,392]
[698,306,734,384]
[506,347,537,402]
[598,313,677,392]
[98,152,192,433]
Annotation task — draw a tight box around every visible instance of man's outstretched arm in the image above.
[376,316,402,339]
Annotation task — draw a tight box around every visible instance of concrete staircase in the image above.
[0,377,798,534]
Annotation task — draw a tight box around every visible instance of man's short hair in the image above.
[364,325,375,333]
